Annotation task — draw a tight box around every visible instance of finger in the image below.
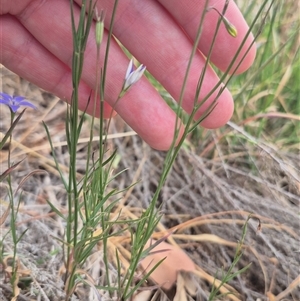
[0,15,114,118]
[13,1,184,150]
[158,0,256,74]
[89,0,234,128]
[0,0,32,15]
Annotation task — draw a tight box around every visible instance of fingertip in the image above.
[77,86,116,119]
[230,33,257,75]
[200,1,257,75]
[146,121,185,151]
[198,88,234,129]
[100,102,117,119]
[97,101,116,119]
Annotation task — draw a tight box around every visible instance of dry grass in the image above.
[0,67,299,300]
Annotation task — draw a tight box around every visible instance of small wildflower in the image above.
[120,59,146,97]
[0,92,37,113]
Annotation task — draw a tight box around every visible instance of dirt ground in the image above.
[0,67,299,300]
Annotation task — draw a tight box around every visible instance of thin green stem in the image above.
[99,1,119,293]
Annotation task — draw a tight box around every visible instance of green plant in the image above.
[1,0,292,299]
[0,94,37,298]
[208,214,260,300]
[42,0,277,299]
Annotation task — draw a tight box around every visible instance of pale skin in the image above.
[0,0,256,150]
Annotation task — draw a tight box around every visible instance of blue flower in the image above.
[122,59,146,92]
[0,92,37,113]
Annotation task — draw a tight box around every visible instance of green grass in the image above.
[150,0,299,153]
[229,0,299,149]
[41,0,262,298]
[0,0,299,300]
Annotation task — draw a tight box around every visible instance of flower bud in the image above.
[222,16,238,38]
[95,9,104,46]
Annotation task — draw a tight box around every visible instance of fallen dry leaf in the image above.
[180,271,197,296]
[140,239,195,290]
[132,290,152,301]
[173,273,187,301]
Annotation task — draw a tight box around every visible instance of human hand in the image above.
[0,0,256,150]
